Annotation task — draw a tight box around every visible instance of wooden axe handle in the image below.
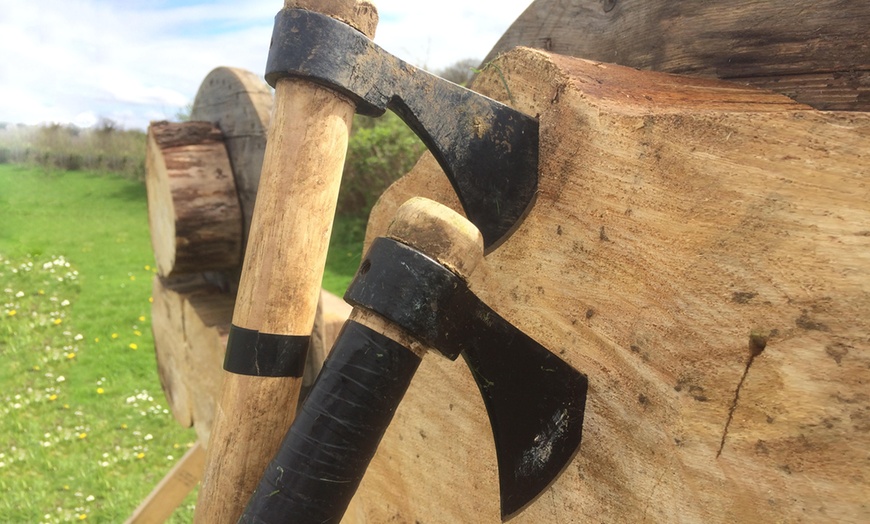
[239,198,483,522]
[194,3,378,522]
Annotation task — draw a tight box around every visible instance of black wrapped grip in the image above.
[240,320,421,523]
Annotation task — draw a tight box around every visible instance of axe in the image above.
[198,1,544,521]
[241,198,588,522]
[195,3,380,522]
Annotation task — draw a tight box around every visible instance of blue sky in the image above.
[0,0,532,130]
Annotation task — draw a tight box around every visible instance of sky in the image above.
[0,0,533,130]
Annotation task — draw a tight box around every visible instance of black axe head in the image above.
[265,8,540,251]
[346,199,589,520]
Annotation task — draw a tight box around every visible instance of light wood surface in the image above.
[346,48,870,523]
[145,121,242,277]
[197,78,356,524]
[148,281,350,522]
[151,275,201,428]
[285,0,378,37]
[151,273,351,446]
[182,290,235,446]
[483,0,870,112]
[195,3,379,521]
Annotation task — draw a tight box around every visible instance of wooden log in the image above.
[190,67,273,245]
[350,48,870,523]
[182,289,234,447]
[151,274,204,428]
[154,278,351,447]
[483,0,870,111]
[145,121,243,277]
[197,3,377,518]
[319,288,353,359]
[146,283,350,522]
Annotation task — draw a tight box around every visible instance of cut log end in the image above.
[146,121,244,278]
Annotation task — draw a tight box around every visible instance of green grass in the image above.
[0,165,365,522]
[323,214,367,294]
[0,165,197,522]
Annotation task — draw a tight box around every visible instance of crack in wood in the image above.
[717,333,768,458]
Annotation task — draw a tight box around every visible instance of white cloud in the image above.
[0,0,532,130]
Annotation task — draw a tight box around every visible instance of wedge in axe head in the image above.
[240,198,588,523]
[265,8,540,251]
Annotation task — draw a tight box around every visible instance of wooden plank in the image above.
[483,0,870,111]
[125,442,206,524]
[350,48,870,523]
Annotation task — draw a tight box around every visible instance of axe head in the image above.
[462,319,588,520]
[346,233,589,520]
[266,9,540,251]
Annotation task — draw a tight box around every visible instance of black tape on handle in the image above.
[239,320,421,523]
[223,325,309,378]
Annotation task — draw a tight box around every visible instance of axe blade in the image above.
[461,318,588,521]
[266,8,540,250]
[345,237,589,519]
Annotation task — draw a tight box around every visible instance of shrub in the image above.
[338,112,425,217]
[0,121,146,181]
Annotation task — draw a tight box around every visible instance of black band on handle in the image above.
[223,325,309,377]
[240,320,421,523]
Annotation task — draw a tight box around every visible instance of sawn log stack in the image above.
[144,87,351,449]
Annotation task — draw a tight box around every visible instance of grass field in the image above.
[0,164,363,522]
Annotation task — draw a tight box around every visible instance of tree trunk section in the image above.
[182,290,234,446]
[151,275,212,428]
[484,0,870,111]
[190,67,273,246]
[352,48,870,523]
[145,121,243,277]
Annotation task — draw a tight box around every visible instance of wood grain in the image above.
[190,67,273,246]
[145,121,242,277]
[483,0,870,111]
[350,48,870,523]
[285,0,378,38]
[151,275,200,428]
[229,78,356,333]
[182,290,234,446]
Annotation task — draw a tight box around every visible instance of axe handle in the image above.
[241,198,483,523]
[196,3,377,521]
[195,77,357,523]
[240,311,424,523]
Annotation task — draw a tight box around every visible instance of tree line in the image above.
[0,58,479,219]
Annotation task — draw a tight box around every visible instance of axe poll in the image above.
[198,1,540,521]
[241,198,588,522]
